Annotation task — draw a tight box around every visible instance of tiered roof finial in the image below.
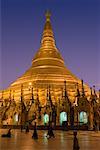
[81,79,85,97]
[76,83,80,97]
[90,87,93,96]
[45,10,51,22]
[93,85,97,96]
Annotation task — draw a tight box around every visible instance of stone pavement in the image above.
[0,129,100,150]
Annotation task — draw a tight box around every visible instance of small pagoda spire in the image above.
[75,83,80,106]
[64,80,70,105]
[9,89,11,100]
[13,90,15,100]
[93,85,97,96]
[90,86,97,105]
[31,87,34,103]
[99,89,100,99]
[21,84,23,101]
[46,85,53,107]
[90,87,93,96]
[36,89,40,105]
[64,80,68,99]
[81,79,85,97]
[93,85,97,102]
[76,83,80,98]
[20,84,25,109]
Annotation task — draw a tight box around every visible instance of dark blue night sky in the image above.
[1,0,100,90]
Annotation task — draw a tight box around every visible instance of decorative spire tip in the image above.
[45,10,51,21]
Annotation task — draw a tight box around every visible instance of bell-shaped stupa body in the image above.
[2,12,90,103]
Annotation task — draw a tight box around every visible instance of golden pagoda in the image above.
[1,11,89,102]
[0,11,96,127]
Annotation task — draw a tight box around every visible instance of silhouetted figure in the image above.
[73,131,80,150]
[21,124,23,132]
[47,123,55,138]
[94,120,99,132]
[2,128,11,138]
[32,122,38,139]
[24,121,29,133]
[26,125,29,133]
[62,121,68,131]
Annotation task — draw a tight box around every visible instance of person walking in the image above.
[73,131,80,150]
[25,121,29,133]
[32,122,38,139]
[47,122,55,138]
[21,124,23,132]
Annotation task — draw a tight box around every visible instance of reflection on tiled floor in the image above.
[0,129,100,150]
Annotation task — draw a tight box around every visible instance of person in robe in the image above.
[32,122,38,139]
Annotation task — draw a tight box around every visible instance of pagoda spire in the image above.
[32,11,64,66]
[98,89,100,104]
[46,85,53,107]
[99,89,100,99]
[76,83,80,98]
[90,87,93,96]
[81,79,85,97]
[93,85,97,97]
[64,80,69,102]
[45,10,51,22]
[40,11,57,51]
